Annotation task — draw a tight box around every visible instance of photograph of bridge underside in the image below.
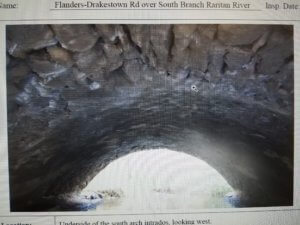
[6,24,294,211]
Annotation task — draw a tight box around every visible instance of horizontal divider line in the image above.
[49,8,262,11]
[1,208,300,217]
[0,19,298,21]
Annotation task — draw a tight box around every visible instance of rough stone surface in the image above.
[173,25,198,51]
[171,25,212,74]
[208,43,226,77]
[6,25,57,58]
[73,43,107,79]
[218,25,270,46]
[52,25,99,52]
[197,24,217,40]
[6,24,294,211]
[96,24,122,43]
[225,47,252,71]
[257,27,293,74]
[28,50,71,81]
[47,46,73,67]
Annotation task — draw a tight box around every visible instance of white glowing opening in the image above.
[82,148,234,210]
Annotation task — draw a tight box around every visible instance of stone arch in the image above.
[6,24,293,211]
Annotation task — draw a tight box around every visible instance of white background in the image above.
[0,0,299,224]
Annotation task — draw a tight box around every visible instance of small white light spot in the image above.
[89,81,100,91]
[191,84,199,92]
[49,100,57,108]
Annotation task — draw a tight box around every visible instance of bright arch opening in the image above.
[80,148,236,211]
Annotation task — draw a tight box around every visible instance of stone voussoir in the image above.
[6,25,57,58]
[51,24,99,52]
[218,24,271,46]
